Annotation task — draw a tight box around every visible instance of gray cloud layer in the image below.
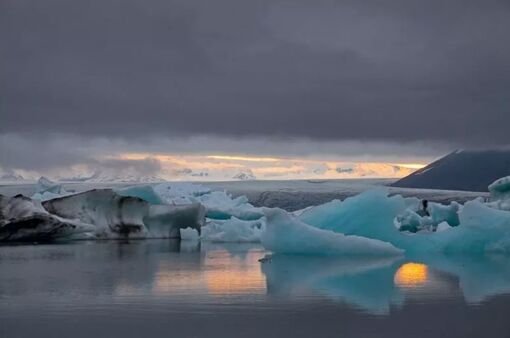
[1,0,510,146]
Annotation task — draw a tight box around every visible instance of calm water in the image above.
[1,240,510,338]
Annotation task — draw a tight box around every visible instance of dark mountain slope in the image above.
[391,150,510,192]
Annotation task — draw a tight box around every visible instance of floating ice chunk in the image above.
[36,177,63,195]
[201,217,264,243]
[288,187,510,254]
[395,202,459,233]
[405,200,510,254]
[488,176,510,211]
[32,177,70,201]
[430,202,461,227]
[489,176,510,199]
[436,222,452,232]
[261,208,403,256]
[0,194,93,242]
[395,209,426,233]
[453,200,510,253]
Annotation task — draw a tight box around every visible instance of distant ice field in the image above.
[0,179,486,211]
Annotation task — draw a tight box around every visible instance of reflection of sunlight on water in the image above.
[394,263,429,288]
[152,249,265,296]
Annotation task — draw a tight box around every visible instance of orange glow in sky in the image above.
[206,155,281,162]
[108,152,426,180]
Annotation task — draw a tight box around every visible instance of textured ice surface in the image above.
[144,203,206,239]
[43,189,149,238]
[42,189,204,239]
[200,217,264,242]
[0,194,93,242]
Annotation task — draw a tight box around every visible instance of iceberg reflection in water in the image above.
[262,252,510,314]
[2,241,510,338]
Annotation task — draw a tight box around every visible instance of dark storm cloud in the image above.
[0,134,162,173]
[0,134,93,171]
[1,0,509,145]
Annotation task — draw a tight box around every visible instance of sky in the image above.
[1,0,509,180]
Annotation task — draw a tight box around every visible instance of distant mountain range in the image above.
[0,173,27,183]
[392,150,510,192]
[58,171,166,183]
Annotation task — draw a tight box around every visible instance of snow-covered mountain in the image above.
[59,170,165,183]
[334,163,415,178]
[232,169,256,180]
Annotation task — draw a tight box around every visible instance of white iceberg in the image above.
[42,189,205,239]
[0,194,93,242]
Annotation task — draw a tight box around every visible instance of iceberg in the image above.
[299,189,407,238]
[0,194,93,242]
[43,189,149,237]
[42,189,205,239]
[261,208,403,256]
[489,176,510,200]
[274,187,510,254]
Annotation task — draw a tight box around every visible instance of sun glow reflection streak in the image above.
[394,263,429,288]
[152,249,266,296]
